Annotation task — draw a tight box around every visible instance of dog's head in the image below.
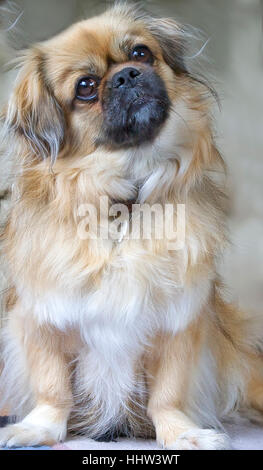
[3,3,223,192]
[3,5,192,157]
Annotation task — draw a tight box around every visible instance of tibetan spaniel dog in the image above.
[0,3,263,450]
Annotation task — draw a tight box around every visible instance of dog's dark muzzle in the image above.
[100,66,170,147]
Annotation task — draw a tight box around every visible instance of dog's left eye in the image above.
[130,45,154,65]
[75,76,100,101]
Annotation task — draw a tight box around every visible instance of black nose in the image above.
[112,67,141,89]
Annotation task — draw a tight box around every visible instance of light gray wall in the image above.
[0,0,262,313]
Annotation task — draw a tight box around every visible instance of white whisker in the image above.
[5,10,23,32]
[185,38,211,60]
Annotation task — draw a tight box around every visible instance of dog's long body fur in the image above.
[0,4,263,450]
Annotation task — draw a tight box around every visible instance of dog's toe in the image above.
[0,423,61,448]
[165,428,231,450]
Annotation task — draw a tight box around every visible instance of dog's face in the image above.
[45,14,173,149]
[5,5,190,160]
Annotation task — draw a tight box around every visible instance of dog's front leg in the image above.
[0,313,73,448]
[146,320,230,450]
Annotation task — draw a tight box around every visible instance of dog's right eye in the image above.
[130,45,154,65]
[75,76,100,101]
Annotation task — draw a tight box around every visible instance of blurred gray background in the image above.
[0,0,262,314]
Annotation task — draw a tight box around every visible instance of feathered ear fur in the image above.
[3,49,65,163]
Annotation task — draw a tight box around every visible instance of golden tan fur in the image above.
[0,4,263,449]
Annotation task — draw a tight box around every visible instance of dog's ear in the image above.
[145,17,187,74]
[4,48,65,162]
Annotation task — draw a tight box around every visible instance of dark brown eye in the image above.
[130,45,154,65]
[75,76,99,101]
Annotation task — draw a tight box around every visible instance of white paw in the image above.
[0,422,65,448]
[166,428,231,450]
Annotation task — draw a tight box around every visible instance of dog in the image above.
[0,3,263,450]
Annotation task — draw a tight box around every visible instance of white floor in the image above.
[55,424,263,450]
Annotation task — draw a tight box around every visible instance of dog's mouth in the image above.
[99,70,170,148]
[127,95,158,114]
